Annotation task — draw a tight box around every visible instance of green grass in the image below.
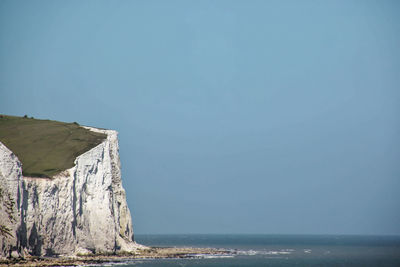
[0,115,106,178]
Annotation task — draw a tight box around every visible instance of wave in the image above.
[236,249,293,256]
[196,254,235,259]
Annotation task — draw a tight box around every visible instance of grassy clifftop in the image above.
[0,115,106,178]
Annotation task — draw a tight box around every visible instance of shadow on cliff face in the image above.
[17,186,28,255]
[28,223,42,256]
[45,248,57,257]
[17,188,43,256]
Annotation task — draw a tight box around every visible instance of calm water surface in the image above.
[99,234,400,266]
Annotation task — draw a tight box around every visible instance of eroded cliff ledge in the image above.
[0,126,140,258]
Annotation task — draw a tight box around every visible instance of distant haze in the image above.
[1,0,399,235]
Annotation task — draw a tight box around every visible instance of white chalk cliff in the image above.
[0,127,141,257]
[0,142,23,258]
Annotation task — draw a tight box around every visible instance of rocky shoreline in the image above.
[0,247,234,266]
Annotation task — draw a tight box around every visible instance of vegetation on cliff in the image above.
[0,115,106,178]
[0,185,14,238]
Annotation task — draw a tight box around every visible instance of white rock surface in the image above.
[1,127,141,257]
[0,142,23,258]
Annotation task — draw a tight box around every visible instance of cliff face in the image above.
[0,127,139,257]
[0,143,22,258]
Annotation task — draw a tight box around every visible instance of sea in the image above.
[100,234,400,267]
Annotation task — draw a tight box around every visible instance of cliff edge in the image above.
[0,125,141,257]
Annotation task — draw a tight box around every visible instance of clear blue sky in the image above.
[1,0,399,235]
